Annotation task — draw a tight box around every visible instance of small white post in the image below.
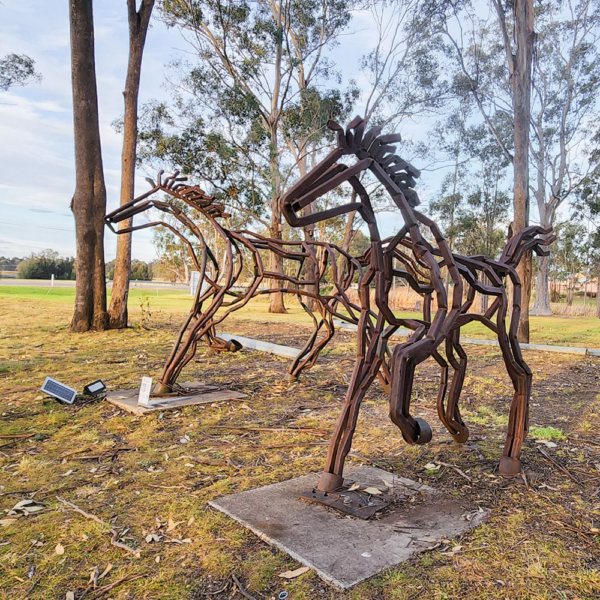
[51,274,54,287]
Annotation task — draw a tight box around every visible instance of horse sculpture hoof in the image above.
[451,426,469,444]
[498,456,521,476]
[227,339,243,352]
[317,472,344,491]
[414,417,433,444]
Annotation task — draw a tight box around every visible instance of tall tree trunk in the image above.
[531,201,552,315]
[531,255,552,315]
[69,0,108,332]
[480,274,489,312]
[302,209,316,310]
[268,128,287,313]
[342,208,357,254]
[108,0,154,329]
[512,0,534,342]
[269,213,287,313]
[297,151,317,310]
[596,268,600,318]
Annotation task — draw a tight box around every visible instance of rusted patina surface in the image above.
[281,117,555,486]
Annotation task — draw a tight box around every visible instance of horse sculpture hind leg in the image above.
[388,336,435,445]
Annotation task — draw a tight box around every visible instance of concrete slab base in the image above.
[105,382,247,415]
[209,466,487,589]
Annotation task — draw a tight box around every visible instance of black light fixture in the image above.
[83,380,106,395]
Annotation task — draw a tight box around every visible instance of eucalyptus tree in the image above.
[0,53,41,90]
[428,104,471,258]
[157,0,355,312]
[548,221,587,306]
[69,0,109,332]
[109,0,156,329]
[430,111,511,307]
[452,137,511,263]
[573,151,600,316]
[340,0,449,255]
[425,0,534,340]
[528,0,600,315]
[426,0,600,336]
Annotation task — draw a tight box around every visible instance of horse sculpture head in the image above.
[281,116,421,238]
[105,170,229,232]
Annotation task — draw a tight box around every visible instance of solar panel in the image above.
[41,377,77,404]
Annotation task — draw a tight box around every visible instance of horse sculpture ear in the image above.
[326,120,343,132]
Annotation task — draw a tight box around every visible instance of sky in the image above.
[0,1,178,261]
[0,1,473,262]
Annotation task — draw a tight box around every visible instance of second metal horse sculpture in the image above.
[281,117,555,494]
[105,171,369,395]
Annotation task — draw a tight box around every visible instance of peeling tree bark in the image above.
[531,254,552,315]
[69,0,108,332]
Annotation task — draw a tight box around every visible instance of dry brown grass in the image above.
[1,293,600,599]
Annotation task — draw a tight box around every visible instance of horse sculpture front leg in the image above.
[317,263,385,492]
[439,331,470,444]
[317,319,385,491]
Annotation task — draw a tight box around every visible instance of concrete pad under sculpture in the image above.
[210,466,488,589]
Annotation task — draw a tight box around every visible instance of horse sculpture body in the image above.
[281,117,555,489]
[105,171,373,394]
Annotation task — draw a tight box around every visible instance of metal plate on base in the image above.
[299,487,396,519]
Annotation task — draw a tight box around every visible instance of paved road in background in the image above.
[0,279,188,290]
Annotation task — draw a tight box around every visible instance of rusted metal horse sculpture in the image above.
[105,171,368,394]
[281,117,554,490]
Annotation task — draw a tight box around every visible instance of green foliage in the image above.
[429,107,510,258]
[0,256,22,277]
[143,0,356,232]
[0,53,41,90]
[106,260,153,281]
[529,426,566,441]
[550,221,587,283]
[17,250,75,280]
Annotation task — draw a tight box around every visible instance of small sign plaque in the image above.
[190,271,200,296]
[138,377,153,406]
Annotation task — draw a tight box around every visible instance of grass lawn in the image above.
[2,285,600,347]
[1,289,600,599]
